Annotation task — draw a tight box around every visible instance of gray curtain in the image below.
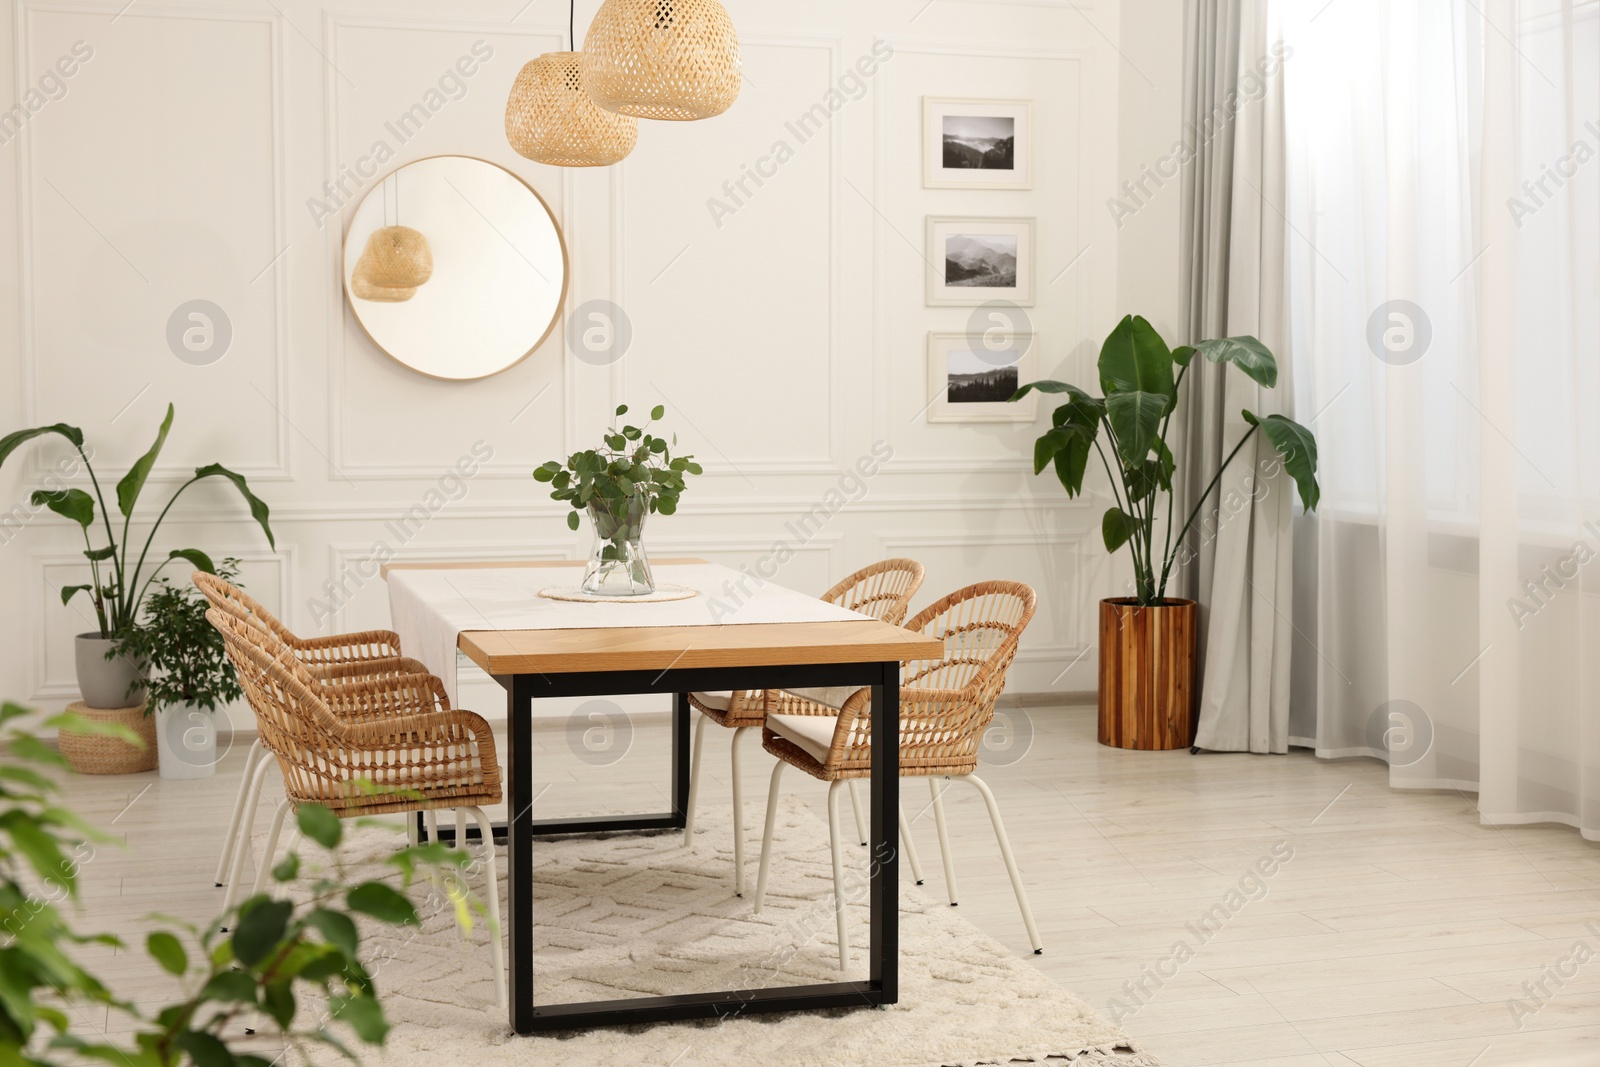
[1176,0,1295,753]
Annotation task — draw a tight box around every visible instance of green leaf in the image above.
[1244,411,1320,512]
[347,882,418,926]
[1032,427,1074,475]
[615,404,628,416]
[146,932,187,976]
[328,994,389,1044]
[1172,344,1197,367]
[306,909,359,960]
[650,404,665,420]
[0,810,70,889]
[1102,507,1140,553]
[175,1031,233,1067]
[262,980,296,1029]
[83,546,116,562]
[566,510,580,531]
[1192,335,1278,388]
[1009,379,1078,399]
[296,805,341,849]
[30,488,94,528]
[1104,391,1168,466]
[0,423,83,470]
[191,464,275,550]
[116,403,175,518]
[199,969,258,1003]
[166,548,216,577]
[60,584,93,607]
[1053,435,1091,497]
[271,851,300,883]
[232,898,293,967]
[47,710,141,747]
[1097,315,1175,400]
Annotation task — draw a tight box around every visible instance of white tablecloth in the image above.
[385,563,867,705]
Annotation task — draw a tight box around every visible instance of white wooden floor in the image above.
[49,701,1600,1066]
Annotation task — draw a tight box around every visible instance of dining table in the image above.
[382,558,943,1035]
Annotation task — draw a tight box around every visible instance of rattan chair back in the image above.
[820,558,927,626]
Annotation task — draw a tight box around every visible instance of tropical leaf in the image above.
[166,548,216,576]
[1193,336,1278,388]
[30,489,94,528]
[1009,379,1079,399]
[1097,315,1175,399]
[191,465,275,550]
[116,404,175,518]
[1104,390,1168,466]
[1244,411,1320,512]
[1053,435,1092,497]
[0,423,83,470]
[1101,508,1140,553]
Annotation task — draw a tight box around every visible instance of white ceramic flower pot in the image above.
[155,702,218,780]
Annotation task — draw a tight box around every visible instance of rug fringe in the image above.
[930,1042,1160,1067]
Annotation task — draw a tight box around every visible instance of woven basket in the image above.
[361,226,433,288]
[582,0,742,121]
[506,53,639,167]
[58,700,156,775]
[350,253,417,303]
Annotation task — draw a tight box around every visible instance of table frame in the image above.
[424,659,901,1035]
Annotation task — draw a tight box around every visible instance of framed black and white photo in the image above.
[926,332,1038,423]
[926,216,1036,306]
[923,98,1033,189]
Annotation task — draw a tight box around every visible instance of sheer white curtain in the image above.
[1281,0,1600,838]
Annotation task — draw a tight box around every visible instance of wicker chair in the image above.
[193,573,432,890]
[683,559,926,895]
[209,606,507,1009]
[753,581,1043,969]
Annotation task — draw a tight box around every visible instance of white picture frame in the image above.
[925,216,1036,307]
[926,332,1038,424]
[923,97,1033,189]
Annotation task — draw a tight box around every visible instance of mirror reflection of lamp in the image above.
[350,171,433,300]
[504,0,639,168]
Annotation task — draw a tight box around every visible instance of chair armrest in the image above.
[335,706,502,793]
[289,629,404,664]
[317,669,452,722]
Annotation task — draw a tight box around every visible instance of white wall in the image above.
[0,0,1184,728]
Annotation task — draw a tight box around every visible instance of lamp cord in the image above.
[570,0,575,50]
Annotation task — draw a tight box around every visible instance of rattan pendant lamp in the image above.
[505,0,639,167]
[352,173,433,295]
[582,0,742,121]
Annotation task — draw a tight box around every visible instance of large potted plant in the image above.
[0,404,273,770]
[110,561,245,780]
[534,404,701,597]
[1014,315,1320,750]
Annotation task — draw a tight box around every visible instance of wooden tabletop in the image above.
[383,559,944,676]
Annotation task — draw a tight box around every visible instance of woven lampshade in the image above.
[582,0,741,122]
[350,253,417,303]
[505,53,639,167]
[361,226,433,289]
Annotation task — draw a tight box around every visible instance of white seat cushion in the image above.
[691,691,732,710]
[768,712,841,763]
[781,685,868,710]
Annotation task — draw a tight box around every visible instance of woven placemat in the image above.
[538,583,699,604]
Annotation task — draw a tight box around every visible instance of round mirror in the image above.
[342,156,568,381]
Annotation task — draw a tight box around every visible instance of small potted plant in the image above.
[534,404,702,596]
[0,404,273,730]
[111,561,245,780]
[1014,315,1320,750]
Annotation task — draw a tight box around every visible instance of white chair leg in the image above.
[683,711,709,847]
[455,809,468,850]
[425,808,440,846]
[221,755,275,924]
[959,774,1044,955]
[930,777,959,906]
[848,780,868,847]
[406,811,420,847]
[730,726,750,896]
[214,740,262,886]
[754,759,786,913]
[467,807,506,1011]
[897,802,925,885]
[251,800,292,897]
[826,779,850,971]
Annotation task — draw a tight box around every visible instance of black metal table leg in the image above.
[870,658,900,1003]
[507,673,536,1035]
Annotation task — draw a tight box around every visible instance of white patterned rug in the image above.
[317,799,1157,1067]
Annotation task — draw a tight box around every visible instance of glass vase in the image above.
[582,490,655,596]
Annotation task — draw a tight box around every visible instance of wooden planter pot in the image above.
[1098,597,1198,751]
